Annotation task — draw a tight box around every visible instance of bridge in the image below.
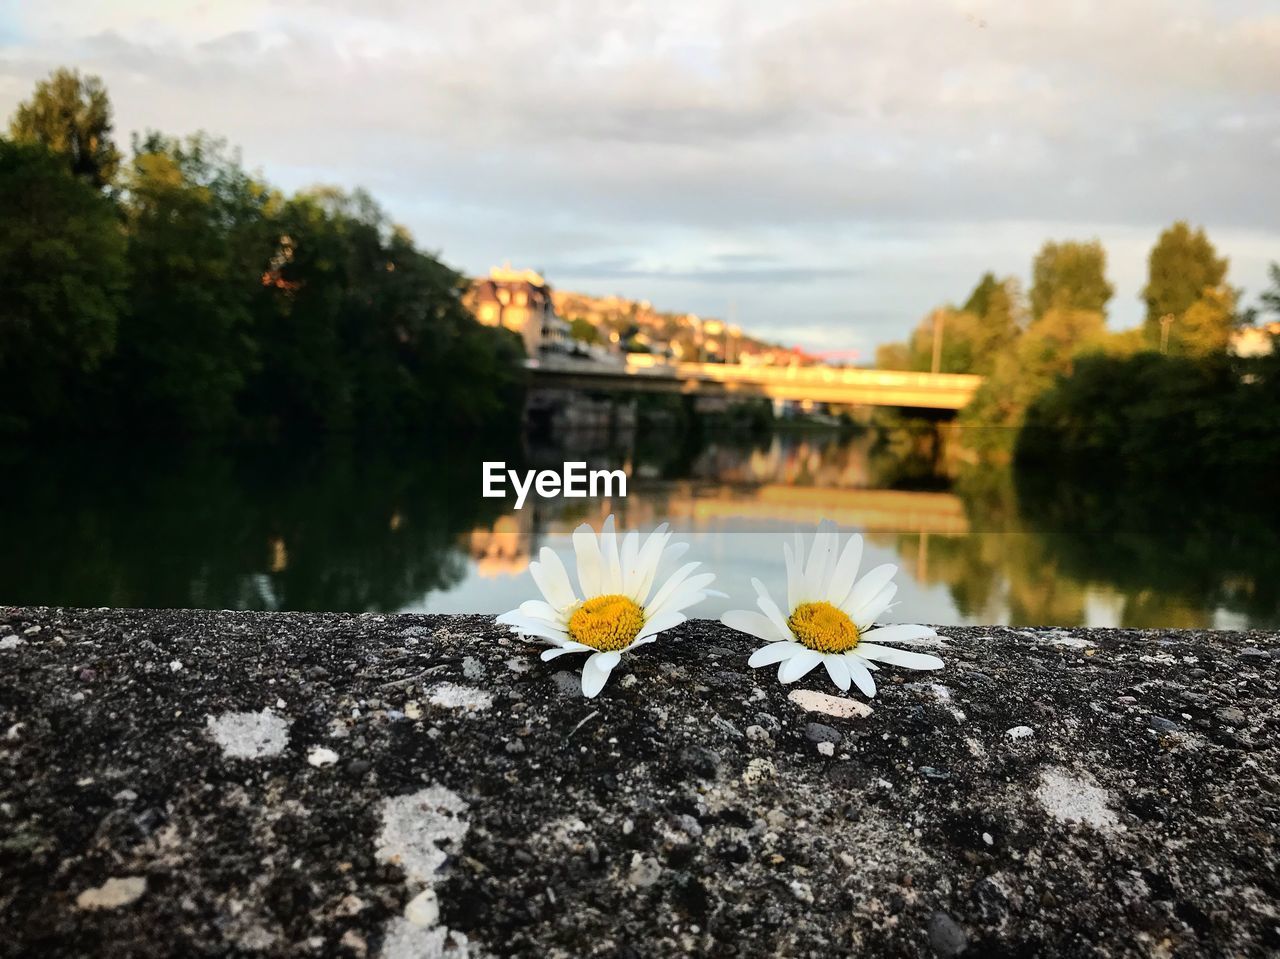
[528,355,982,410]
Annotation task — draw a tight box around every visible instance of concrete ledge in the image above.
[2,608,1278,957]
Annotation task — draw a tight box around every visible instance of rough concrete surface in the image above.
[1,607,1278,958]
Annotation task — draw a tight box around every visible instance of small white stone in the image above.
[0,635,25,650]
[1036,767,1122,832]
[23,625,41,635]
[206,709,291,759]
[789,880,814,904]
[404,701,423,720]
[308,746,339,767]
[461,656,485,680]
[76,876,146,910]
[742,758,777,785]
[817,741,835,757]
[1005,725,1034,740]
[787,689,873,719]
[404,888,439,927]
[982,832,994,846]
[169,660,184,672]
[427,683,493,712]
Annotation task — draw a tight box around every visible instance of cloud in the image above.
[1,0,1277,349]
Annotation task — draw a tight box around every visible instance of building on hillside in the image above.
[466,264,571,357]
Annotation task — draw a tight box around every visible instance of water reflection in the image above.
[2,430,1277,628]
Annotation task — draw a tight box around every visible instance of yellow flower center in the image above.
[567,594,645,652]
[788,601,861,653]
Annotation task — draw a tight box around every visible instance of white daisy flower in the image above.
[720,520,944,696]
[496,515,715,699]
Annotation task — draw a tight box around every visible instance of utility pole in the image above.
[930,309,945,374]
[1159,313,1175,354]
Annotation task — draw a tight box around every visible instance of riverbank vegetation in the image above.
[877,223,1280,484]
[1,69,524,438]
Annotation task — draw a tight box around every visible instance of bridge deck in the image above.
[528,355,982,410]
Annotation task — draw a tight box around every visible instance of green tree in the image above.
[1142,221,1228,337]
[246,187,523,434]
[8,68,121,189]
[0,140,127,430]
[960,306,1106,456]
[891,274,1022,375]
[1172,286,1236,357]
[1030,239,1114,320]
[111,133,277,432]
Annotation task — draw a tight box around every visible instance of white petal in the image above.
[599,515,623,594]
[619,529,641,597]
[722,610,788,644]
[747,640,805,668]
[629,524,671,605]
[824,533,865,609]
[646,562,702,617]
[778,649,823,683]
[855,643,945,671]
[859,624,938,645]
[540,643,591,661]
[783,541,801,611]
[572,522,604,597]
[823,654,852,691]
[845,655,878,697]
[517,599,562,624]
[751,580,793,640]
[843,564,898,622]
[804,521,838,599]
[581,650,621,698]
[637,610,686,640]
[495,613,570,643]
[645,573,716,621]
[529,548,577,611]
[852,583,898,630]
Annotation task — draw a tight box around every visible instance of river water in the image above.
[3,428,1277,628]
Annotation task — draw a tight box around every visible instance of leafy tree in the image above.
[110,133,277,432]
[875,342,910,371]
[1030,239,1114,320]
[1172,286,1236,357]
[962,272,1000,316]
[887,274,1023,375]
[1142,221,1228,337]
[246,187,524,435]
[959,306,1106,455]
[0,140,126,430]
[8,68,121,189]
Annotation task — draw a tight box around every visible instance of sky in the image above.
[2,0,1278,355]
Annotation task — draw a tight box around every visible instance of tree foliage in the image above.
[1,70,524,437]
[1142,221,1229,331]
[8,68,121,189]
[0,140,127,430]
[1029,239,1113,320]
[110,133,278,432]
[1018,348,1280,484]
